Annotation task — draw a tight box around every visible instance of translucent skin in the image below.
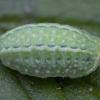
[0,23,100,78]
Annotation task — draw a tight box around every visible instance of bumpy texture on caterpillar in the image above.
[0,23,100,78]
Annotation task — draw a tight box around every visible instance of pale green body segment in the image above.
[0,23,100,78]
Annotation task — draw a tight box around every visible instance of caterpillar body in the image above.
[0,23,100,78]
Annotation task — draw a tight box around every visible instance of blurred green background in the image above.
[0,0,100,100]
[0,0,100,37]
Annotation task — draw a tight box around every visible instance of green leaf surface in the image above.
[0,61,30,100]
[82,66,100,90]
[0,62,67,100]
[62,78,100,100]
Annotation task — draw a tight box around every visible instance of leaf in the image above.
[61,78,100,100]
[82,66,100,90]
[0,61,31,100]
[0,61,67,100]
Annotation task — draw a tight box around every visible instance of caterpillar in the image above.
[0,23,100,78]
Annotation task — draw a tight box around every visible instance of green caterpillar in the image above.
[0,23,100,78]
